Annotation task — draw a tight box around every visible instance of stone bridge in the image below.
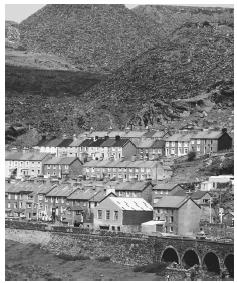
[153,236,234,277]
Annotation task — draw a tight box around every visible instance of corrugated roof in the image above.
[109,197,153,211]
[46,184,77,197]
[5,152,50,161]
[115,181,150,191]
[43,157,79,165]
[154,196,190,208]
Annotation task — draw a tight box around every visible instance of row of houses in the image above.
[6,179,233,236]
[5,151,173,181]
[32,128,232,160]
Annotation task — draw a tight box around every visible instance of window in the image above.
[76,210,81,215]
[56,197,59,203]
[65,165,69,170]
[166,142,169,147]
[191,140,194,144]
[114,211,118,220]
[197,140,200,144]
[172,142,175,147]
[8,194,11,200]
[38,195,43,200]
[15,194,18,200]
[171,148,175,155]
[14,203,17,209]
[98,210,102,219]
[184,148,188,154]
[61,198,64,204]
[170,226,174,232]
[117,226,120,232]
[8,203,10,208]
[170,216,174,223]
[51,197,53,203]
[178,142,182,147]
[45,197,48,202]
[112,226,115,231]
[19,202,23,208]
[38,162,41,166]
[106,210,110,220]
[47,165,51,169]
[197,145,200,152]
[53,165,56,169]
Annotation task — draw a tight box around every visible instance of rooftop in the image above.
[46,184,77,197]
[153,196,191,208]
[5,152,50,161]
[115,181,151,191]
[109,197,153,211]
[43,157,80,165]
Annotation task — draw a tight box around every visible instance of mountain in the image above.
[5,21,21,49]
[133,5,234,37]
[82,18,233,130]
[19,4,160,73]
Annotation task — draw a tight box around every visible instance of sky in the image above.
[5,3,234,23]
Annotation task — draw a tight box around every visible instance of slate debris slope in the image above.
[19,4,160,73]
[82,19,233,128]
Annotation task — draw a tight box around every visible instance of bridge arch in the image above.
[224,254,234,278]
[160,246,180,264]
[203,251,220,274]
[182,248,201,269]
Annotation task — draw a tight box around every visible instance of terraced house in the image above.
[137,139,165,160]
[190,129,232,155]
[83,159,170,181]
[5,152,51,179]
[42,157,83,179]
[79,136,137,161]
[165,132,193,157]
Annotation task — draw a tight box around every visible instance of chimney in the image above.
[222,128,227,134]
[62,134,67,139]
[125,126,130,134]
[42,135,46,140]
[115,135,120,141]
[93,136,99,141]
[73,134,77,142]
[104,136,109,140]
[90,127,94,133]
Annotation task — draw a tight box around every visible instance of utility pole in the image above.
[209,197,212,224]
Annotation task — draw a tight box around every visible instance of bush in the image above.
[133,262,168,273]
[188,150,196,161]
[96,256,111,262]
[57,253,90,261]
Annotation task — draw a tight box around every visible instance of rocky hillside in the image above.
[133,5,234,37]
[5,21,21,49]
[19,4,160,73]
[82,18,233,129]
[5,5,234,141]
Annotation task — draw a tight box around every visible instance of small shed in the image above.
[141,220,165,234]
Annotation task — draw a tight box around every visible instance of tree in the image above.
[188,150,196,161]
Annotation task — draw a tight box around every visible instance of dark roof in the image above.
[45,138,64,147]
[153,183,181,191]
[43,157,81,165]
[34,137,54,147]
[112,138,130,147]
[154,196,190,208]
[57,138,73,147]
[100,138,116,147]
[79,139,95,147]
[152,140,165,148]
[46,184,77,197]
[79,138,131,148]
[143,130,157,138]
[67,188,97,200]
[191,191,211,199]
[5,152,50,161]
[115,181,150,192]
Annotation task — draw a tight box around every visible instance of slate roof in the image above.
[46,185,77,197]
[123,131,147,138]
[57,138,73,147]
[142,130,157,138]
[152,131,169,138]
[191,131,225,140]
[137,140,154,148]
[166,133,193,142]
[5,152,50,161]
[153,183,180,191]
[69,138,86,147]
[153,196,192,208]
[107,131,126,138]
[43,157,80,165]
[191,191,211,199]
[115,181,150,191]
[108,197,153,211]
[79,138,107,147]
[83,160,160,168]
[67,188,97,200]
[45,138,64,147]
[34,138,55,147]
[5,181,54,194]
[152,140,165,148]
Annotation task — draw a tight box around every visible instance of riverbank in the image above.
[6,240,164,281]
